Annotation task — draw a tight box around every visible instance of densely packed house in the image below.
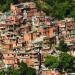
[0,2,75,75]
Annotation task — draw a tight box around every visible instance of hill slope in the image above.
[0,0,75,19]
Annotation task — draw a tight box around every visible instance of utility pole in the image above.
[38,47,42,75]
[39,53,41,75]
[33,42,42,75]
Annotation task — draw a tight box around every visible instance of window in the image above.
[8,54,9,56]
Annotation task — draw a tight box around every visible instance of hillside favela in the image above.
[0,0,75,75]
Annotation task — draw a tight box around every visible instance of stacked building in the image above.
[0,2,75,75]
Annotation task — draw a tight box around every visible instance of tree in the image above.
[0,70,4,75]
[58,40,69,52]
[35,0,75,19]
[18,61,36,75]
[0,61,36,75]
[0,0,18,12]
[27,67,36,75]
[18,61,28,75]
[4,67,14,75]
[70,8,75,20]
[44,53,75,73]
[44,55,60,69]
[12,69,20,75]
[59,53,75,72]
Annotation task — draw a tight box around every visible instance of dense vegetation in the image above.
[44,40,75,73]
[57,40,70,52]
[44,53,75,73]
[35,0,75,19]
[1,0,75,19]
[0,62,36,75]
[0,0,19,11]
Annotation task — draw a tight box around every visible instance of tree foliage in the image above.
[58,40,69,52]
[0,0,18,12]
[19,61,28,75]
[44,55,60,69]
[35,0,75,19]
[0,61,36,75]
[59,53,75,72]
[44,53,75,72]
[27,67,36,75]
[18,61,36,75]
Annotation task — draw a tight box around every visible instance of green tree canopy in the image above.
[59,53,75,72]
[0,61,36,75]
[27,67,36,75]
[18,61,28,75]
[44,53,75,72]
[44,55,60,69]
[35,0,75,19]
[58,40,69,52]
[0,0,18,12]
